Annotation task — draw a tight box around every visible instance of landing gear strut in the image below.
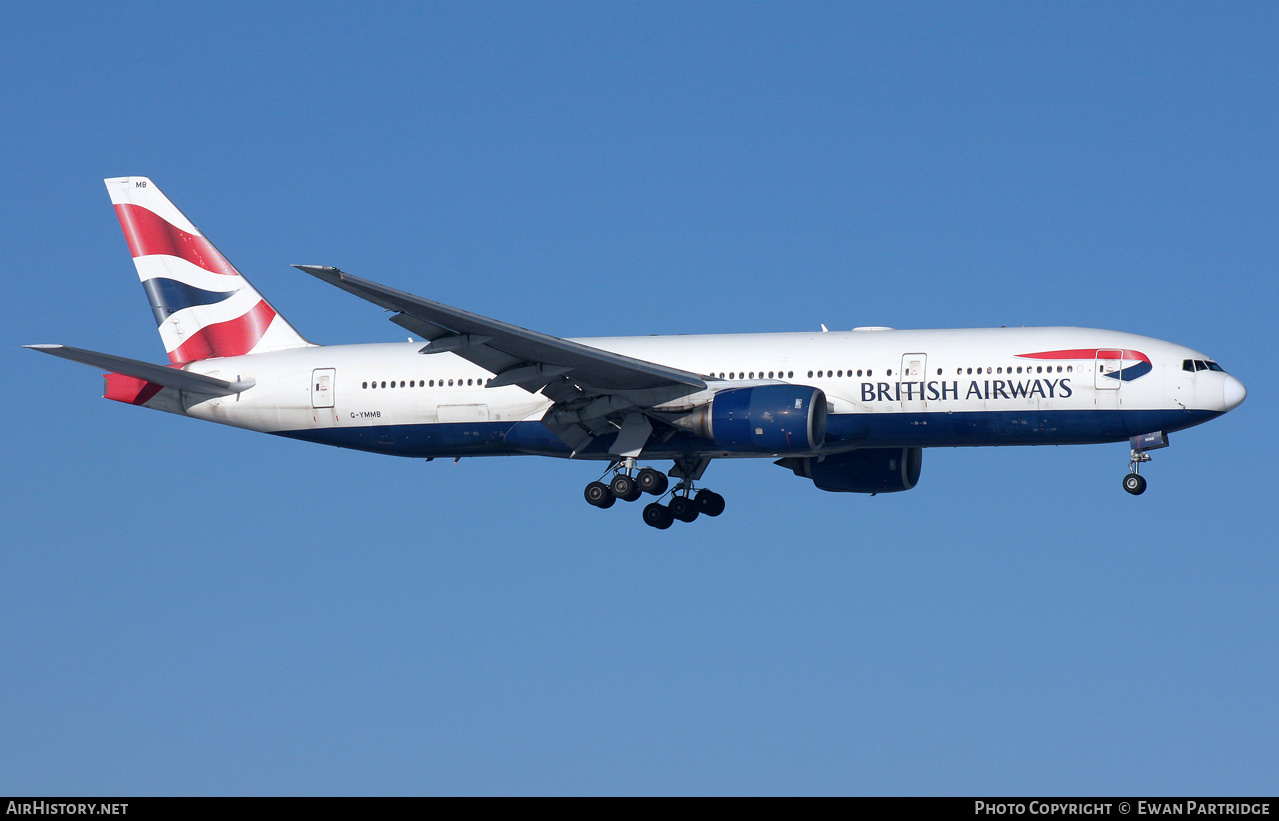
[582,456,726,527]
[1123,432,1167,496]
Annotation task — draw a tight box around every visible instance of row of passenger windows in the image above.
[716,371,795,380]
[362,378,492,389]
[808,369,887,378]
[720,364,1074,380]
[1183,359,1225,372]
[714,369,889,379]
[362,364,1074,390]
[954,365,1072,375]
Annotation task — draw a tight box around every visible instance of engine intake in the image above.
[777,447,922,493]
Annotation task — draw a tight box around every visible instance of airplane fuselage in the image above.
[152,325,1233,460]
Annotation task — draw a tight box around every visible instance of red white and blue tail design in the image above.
[106,177,311,364]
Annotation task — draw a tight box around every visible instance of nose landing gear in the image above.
[1123,432,1168,496]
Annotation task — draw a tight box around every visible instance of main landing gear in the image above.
[584,457,726,529]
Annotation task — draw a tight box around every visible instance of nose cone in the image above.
[1223,375,1247,411]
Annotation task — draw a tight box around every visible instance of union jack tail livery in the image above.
[105,177,311,364]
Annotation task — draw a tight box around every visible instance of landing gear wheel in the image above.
[610,473,642,502]
[694,489,725,517]
[1123,474,1147,495]
[642,502,674,530]
[636,467,669,496]
[584,481,616,508]
[668,495,700,523]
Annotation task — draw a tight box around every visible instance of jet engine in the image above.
[677,385,827,454]
[776,447,922,493]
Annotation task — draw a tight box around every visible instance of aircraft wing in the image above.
[295,266,707,395]
[24,344,254,395]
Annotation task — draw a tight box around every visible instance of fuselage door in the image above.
[1095,351,1122,390]
[311,368,336,409]
[900,353,928,411]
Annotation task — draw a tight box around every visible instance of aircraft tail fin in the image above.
[105,177,312,364]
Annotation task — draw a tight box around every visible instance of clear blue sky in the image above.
[2,2,1275,796]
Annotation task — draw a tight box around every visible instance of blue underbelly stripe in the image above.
[272,408,1221,460]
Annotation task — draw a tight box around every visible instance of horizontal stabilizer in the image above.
[24,344,254,395]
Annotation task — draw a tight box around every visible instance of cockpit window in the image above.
[1185,359,1228,373]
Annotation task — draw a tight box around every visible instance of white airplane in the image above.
[28,178,1246,528]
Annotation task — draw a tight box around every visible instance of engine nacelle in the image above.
[777,447,922,493]
[681,385,827,453]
